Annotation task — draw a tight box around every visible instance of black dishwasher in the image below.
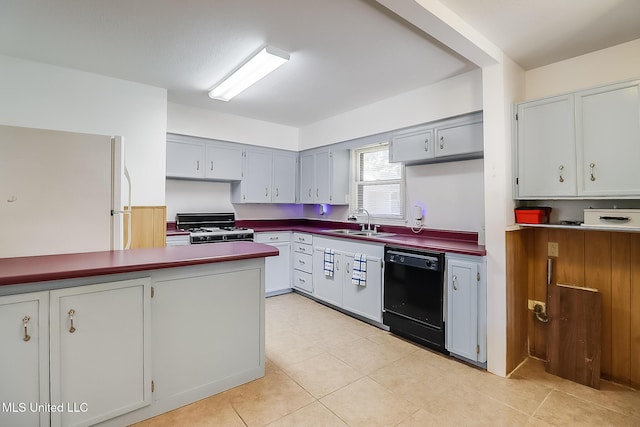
[383,246,447,354]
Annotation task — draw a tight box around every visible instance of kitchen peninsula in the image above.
[0,242,278,427]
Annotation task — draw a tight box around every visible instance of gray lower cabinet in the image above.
[311,236,383,323]
[255,232,292,296]
[49,279,151,427]
[0,292,49,427]
[292,233,313,293]
[446,254,486,366]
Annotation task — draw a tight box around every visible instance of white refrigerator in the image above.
[0,125,130,258]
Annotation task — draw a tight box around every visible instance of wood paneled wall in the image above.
[506,227,640,388]
[123,206,166,249]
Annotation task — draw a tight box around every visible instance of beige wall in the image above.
[524,38,640,101]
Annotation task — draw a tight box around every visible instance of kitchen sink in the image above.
[324,229,395,238]
[324,229,362,235]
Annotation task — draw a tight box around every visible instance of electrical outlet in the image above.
[548,242,559,257]
[528,299,546,312]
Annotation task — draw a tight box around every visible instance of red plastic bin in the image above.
[515,207,551,224]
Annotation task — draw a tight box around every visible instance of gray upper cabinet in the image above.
[205,144,243,181]
[576,81,640,197]
[389,128,434,163]
[515,79,640,199]
[298,149,350,205]
[166,134,242,181]
[389,112,483,165]
[166,139,205,179]
[515,95,577,198]
[435,120,483,159]
[231,149,297,204]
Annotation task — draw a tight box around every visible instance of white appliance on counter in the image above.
[0,125,131,258]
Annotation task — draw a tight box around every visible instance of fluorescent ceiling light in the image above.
[208,46,290,102]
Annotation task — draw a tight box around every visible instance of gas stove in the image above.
[175,213,254,244]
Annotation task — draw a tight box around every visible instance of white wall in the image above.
[481,56,525,377]
[406,159,484,232]
[299,69,483,150]
[167,102,299,150]
[0,55,167,206]
[524,38,640,100]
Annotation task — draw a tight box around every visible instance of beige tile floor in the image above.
[133,292,640,427]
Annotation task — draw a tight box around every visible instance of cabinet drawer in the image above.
[166,235,190,246]
[293,251,312,273]
[293,233,313,245]
[293,242,312,254]
[292,269,313,293]
[254,232,291,244]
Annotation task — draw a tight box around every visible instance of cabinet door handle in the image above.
[316,188,319,198]
[265,187,269,197]
[558,165,564,183]
[424,138,429,152]
[439,136,445,150]
[298,259,306,265]
[335,259,340,271]
[589,162,596,181]
[452,275,458,290]
[68,309,76,333]
[23,315,31,342]
[210,161,214,171]
[298,277,306,284]
[308,189,311,197]
[275,188,279,197]
[196,160,200,171]
[269,236,278,241]
[346,262,350,274]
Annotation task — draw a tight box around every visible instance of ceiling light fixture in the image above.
[208,45,290,102]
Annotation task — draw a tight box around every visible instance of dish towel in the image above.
[352,253,367,287]
[323,248,335,277]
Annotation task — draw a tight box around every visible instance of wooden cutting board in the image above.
[546,283,602,389]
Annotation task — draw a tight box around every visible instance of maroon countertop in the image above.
[0,242,279,287]
[236,219,486,256]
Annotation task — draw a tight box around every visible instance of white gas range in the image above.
[175,213,254,244]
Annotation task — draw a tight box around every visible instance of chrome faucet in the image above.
[348,208,371,231]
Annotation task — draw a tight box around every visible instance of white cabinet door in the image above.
[516,95,577,198]
[435,121,483,158]
[166,140,205,179]
[256,232,292,295]
[151,266,263,401]
[272,152,297,203]
[298,153,314,203]
[243,150,273,203]
[577,81,640,196]
[312,248,344,307]
[446,258,479,362]
[0,292,49,427]
[50,278,151,427]
[389,128,434,163]
[342,253,382,323]
[205,144,243,181]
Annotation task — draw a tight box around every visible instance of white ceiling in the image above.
[1,0,638,127]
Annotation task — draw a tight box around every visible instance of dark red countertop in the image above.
[0,242,279,287]
[236,219,486,256]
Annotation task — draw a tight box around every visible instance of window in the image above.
[354,143,404,220]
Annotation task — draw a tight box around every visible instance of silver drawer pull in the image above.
[298,278,306,284]
[270,236,278,241]
[23,316,31,342]
[298,259,306,265]
[68,309,76,333]
[452,275,458,290]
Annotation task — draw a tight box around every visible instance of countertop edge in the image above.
[0,242,279,287]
